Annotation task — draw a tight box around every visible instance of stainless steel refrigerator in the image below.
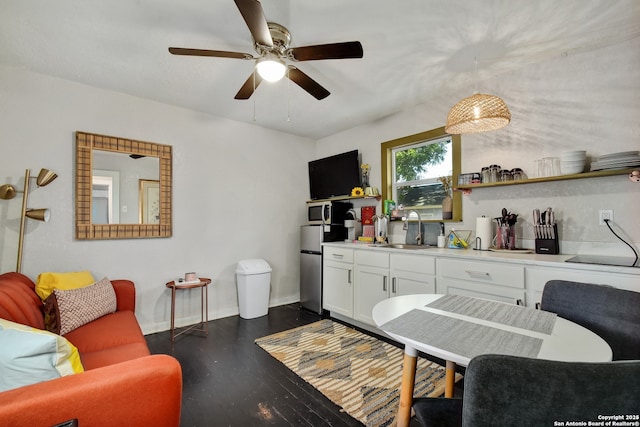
[300,225,346,314]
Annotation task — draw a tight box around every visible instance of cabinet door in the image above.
[354,265,389,326]
[323,260,354,317]
[391,269,436,296]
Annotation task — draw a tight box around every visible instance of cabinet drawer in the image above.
[440,277,526,305]
[355,250,390,268]
[390,253,435,275]
[438,258,524,289]
[323,247,354,263]
[526,267,640,293]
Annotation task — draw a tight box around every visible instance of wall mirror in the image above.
[76,131,172,239]
[381,126,462,221]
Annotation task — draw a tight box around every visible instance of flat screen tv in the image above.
[308,150,360,200]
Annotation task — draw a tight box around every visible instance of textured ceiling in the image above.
[1,0,638,139]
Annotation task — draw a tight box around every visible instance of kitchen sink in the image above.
[369,243,432,250]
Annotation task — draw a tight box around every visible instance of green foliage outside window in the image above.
[394,143,447,182]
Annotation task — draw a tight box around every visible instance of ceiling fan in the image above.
[168,0,363,100]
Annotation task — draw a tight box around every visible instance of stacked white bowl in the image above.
[560,150,587,175]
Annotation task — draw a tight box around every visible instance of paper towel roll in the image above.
[475,216,493,250]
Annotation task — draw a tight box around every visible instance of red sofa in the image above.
[0,272,182,427]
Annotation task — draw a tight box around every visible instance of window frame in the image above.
[381,126,462,222]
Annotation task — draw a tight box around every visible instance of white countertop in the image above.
[322,241,640,276]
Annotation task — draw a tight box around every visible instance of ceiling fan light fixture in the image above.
[445,93,511,135]
[255,56,286,82]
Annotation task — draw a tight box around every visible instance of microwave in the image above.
[307,200,352,225]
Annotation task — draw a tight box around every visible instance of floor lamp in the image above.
[0,168,58,273]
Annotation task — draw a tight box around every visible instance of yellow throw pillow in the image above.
[35,271,95,301]
[0,319,84,392]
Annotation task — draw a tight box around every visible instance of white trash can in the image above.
[236,259,272,319]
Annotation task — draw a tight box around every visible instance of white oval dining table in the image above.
[372,294,612,427]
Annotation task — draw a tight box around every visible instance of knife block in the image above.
[535,224,559,255]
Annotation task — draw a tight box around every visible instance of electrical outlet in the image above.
[599,209,613,225]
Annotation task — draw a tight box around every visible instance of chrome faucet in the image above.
[407,210,422,245]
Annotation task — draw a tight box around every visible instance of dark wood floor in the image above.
[146,304,459,427]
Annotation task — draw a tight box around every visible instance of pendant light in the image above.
[445,58,511,135]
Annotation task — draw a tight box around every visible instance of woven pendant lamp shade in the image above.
[445,93,511,134]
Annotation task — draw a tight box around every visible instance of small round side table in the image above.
[165,278,211,343]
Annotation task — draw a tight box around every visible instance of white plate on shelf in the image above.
[597,151,639,161]
[590,160,640,170]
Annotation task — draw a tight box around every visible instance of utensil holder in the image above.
[535,224,559,255]
[494,224,517,250]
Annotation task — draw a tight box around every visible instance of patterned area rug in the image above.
[255,319,462,427]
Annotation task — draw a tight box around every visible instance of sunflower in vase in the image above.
[351,187,364,197]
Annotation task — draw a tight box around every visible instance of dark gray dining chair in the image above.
[540,279,640,360]
[412,354,640,427]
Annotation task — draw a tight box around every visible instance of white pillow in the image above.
[0,319,84,392]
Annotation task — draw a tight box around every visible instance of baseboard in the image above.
[142,297,302,335]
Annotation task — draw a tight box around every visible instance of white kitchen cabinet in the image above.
[390,253,436,296]
[321,242,640,329]
[526,266,640,309]
[354,250,436,326]
[438,258,526,305]
[354,264,389,325]
[354,250,390,325]
[322,247,354,317]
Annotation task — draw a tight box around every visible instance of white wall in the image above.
[317,37,640,256]
[0,66,314,333]
[1,35,638,335]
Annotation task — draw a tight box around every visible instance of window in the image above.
[381,127,461,221]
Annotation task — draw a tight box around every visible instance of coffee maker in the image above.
[344,209,360,241]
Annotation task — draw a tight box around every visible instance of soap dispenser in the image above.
[437,222,446,248]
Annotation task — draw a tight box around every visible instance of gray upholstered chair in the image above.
[540,279,640,360]
[412,354,640,427]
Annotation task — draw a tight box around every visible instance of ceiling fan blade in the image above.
[234,71,263,99]
[287,67,330,100]
[234,0,273,47]
[169,47,254,60]
[287,41,363,61]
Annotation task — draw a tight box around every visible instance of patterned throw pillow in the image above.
[43,277,117,335]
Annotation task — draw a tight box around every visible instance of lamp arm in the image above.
[16,169,31,273]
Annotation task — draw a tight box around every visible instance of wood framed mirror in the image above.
[75,131,172,239]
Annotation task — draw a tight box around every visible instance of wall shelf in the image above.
[306,195,381,203]
[455,168,635,191]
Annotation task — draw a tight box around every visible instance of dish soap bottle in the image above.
[437,222,446,248]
